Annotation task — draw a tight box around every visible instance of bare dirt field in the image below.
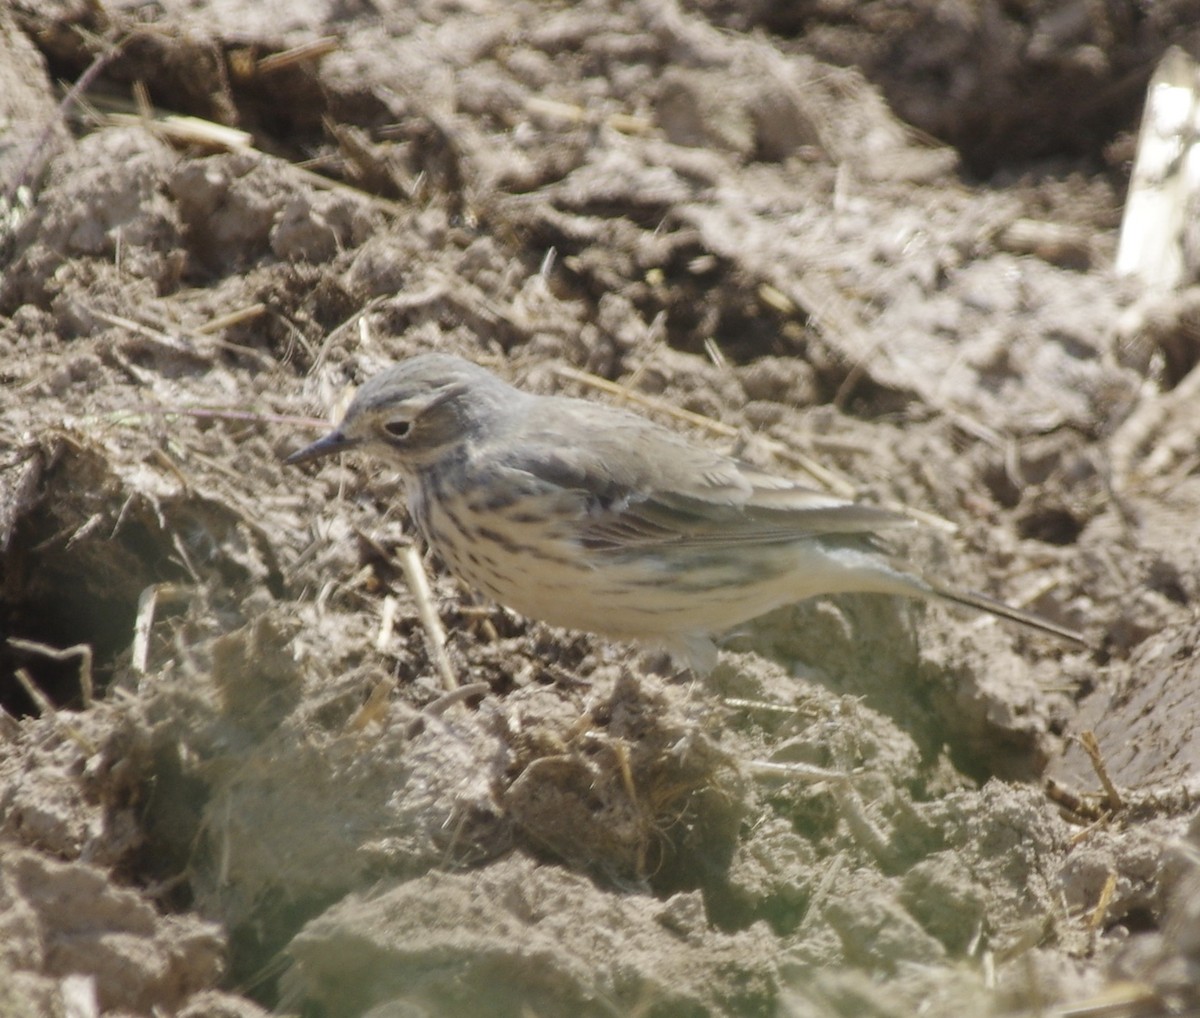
[2,1,1200,1016]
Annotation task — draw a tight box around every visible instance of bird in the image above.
[286,353,1085,673]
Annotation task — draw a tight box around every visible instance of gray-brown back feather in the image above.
[486,398,912,554]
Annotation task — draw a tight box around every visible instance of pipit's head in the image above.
[286,354,516,470]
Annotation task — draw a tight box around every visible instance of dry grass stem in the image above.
[396,542,458,691]
[8,637,94,707]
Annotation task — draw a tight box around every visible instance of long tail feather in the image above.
[926,580,1088,647]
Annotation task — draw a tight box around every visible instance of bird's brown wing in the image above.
[493,408,913,552]
[577,486,913,551]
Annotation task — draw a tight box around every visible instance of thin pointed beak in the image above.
[284,429,360,465]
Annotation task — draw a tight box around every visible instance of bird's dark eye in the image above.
[384,420,412,439]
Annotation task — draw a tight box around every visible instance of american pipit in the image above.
[287,353,1084,672]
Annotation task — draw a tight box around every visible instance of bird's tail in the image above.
[795,546,1088,648]
[924,579,1088,647]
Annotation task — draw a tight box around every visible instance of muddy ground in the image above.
[2,1,1200,1016]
